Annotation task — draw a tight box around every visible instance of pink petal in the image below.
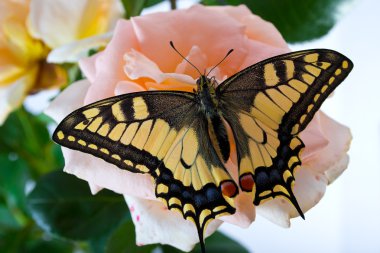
[242,15,288,49]
[303,112,352,177]
[207,5,287,49]
[131,5,248,76]
[238,39,289,70]
[125,196,221,251]
[44,79,90,122]
[221,192,255,228]
[63,148,155,199]
[114,80,147,95]
[301,112,330,161]
[124,49,164,82]
[84,20,139,104]
[175,45,207,78]
[79,53,100,83]
[257,168,328,227]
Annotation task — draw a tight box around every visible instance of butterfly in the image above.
[53,43,353,253]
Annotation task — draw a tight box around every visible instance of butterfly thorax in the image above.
[196,76,230,162]
[196,76,218,114]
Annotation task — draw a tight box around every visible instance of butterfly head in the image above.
[169,41,233,93]
[196,75,217,91]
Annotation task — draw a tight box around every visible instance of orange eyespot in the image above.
[221,180,238,198]
[240,173,255,192]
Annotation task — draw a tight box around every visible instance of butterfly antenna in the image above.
[206,48,234,77]
[170,41,203,77]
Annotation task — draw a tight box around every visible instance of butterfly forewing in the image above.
[54,91,195,173]
[218,49,353,216]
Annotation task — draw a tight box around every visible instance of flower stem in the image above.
[169,0,177,10]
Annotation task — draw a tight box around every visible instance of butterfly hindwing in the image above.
[53,90,236,248]
[155,115,236,245]
[218,49,353,215]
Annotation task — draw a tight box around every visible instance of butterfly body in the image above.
[195,75,231,163]
[53,49,353,253]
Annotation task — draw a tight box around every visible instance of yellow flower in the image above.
[0,0,122,124]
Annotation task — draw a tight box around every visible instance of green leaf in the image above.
[0,153,29,222]
[121,0,148,19]
[106,219,248,253]
[0,204,20,229]
[105,219,156,253]
[0,224,75,253]
[159,231,249,253]
[0,226,32,253]
[89,235,111,253]
[0,107,63,176]
[201,0,354,42]
[27,170,129,240]
[24,238,74,253]
[145,0,165,8]
[192,231,248,253]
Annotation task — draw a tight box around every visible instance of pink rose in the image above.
[46,4,351,251]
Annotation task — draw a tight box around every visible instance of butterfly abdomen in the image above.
[207,115,230,162]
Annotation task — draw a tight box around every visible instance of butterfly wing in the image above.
[217,49,353,216]
[53,90,236,248]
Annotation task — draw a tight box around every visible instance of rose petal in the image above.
[79,53,100,83]
[114,80,146,95]
[0,66,37,124]
[300,112,330,162]
[88,182,103,195]
[47,32,113,63]
[175,45,207,78]
[221,192,255,228]
[83,20,139,104]
[207,5,287,49]
[303,112,352,176]
[125,196,221,251]
[238,39,289,70]
[62,147,155,199]
[44,79,90,122]
[27,0,121,49]
[257,167,328,227]
[124,49,164,82]
[28,0,88,48]
[242,15,288,48]
[131,5,248,76]
[324,154,349,184]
